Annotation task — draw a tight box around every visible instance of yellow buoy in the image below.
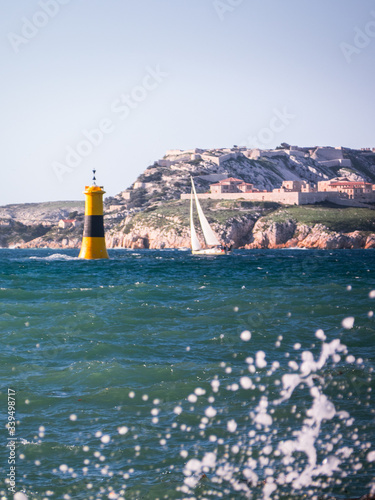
[78,171,109,259]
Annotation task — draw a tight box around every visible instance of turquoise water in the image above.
[0,248,374,500]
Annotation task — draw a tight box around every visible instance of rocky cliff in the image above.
[109,144,375,209]
[105,210,257,250]
[245,220,375,249]
[17,219,375,250]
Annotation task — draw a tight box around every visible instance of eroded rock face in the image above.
[12,220,375,250]
[243,222,375,249]
[106,225,191,250]
[14,236,81,249]
[365,235,375,249]
[246,220,297,248]
[105,214,257,250]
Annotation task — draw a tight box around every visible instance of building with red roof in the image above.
[210,177,258,194]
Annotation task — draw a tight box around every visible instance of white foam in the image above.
[30,253,78,261]
[240,330,251,341]
[205,406,217,418]
[240,376,253,389]
[227,419,237,432]
[255,351,267,368]
[342,316,355,329]
[14,493,28,500]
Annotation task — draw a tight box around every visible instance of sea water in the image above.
[0,248,374,500]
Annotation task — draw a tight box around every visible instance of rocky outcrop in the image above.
[15,236,81,249]
[247,219,297,248]
[105,215,256,250]
[218,216,256,248]
[244,222,375,249]
[106,226,190,250]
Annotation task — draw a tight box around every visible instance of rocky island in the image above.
[1,144,375,250]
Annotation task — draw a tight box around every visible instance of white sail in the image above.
[190,188,202,251]
[191,178,221,247]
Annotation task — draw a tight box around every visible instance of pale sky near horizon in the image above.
[1,0,375,205]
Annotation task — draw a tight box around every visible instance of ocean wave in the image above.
[29,253,79,261]
[279,246,309,250]
[19,438,40,445]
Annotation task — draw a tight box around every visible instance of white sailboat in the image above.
[190,177,228,255]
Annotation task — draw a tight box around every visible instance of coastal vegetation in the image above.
[117,199,375,236]
[261,203,375,233]
[0,220,50,247]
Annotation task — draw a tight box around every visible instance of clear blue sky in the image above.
[1,0,374,204]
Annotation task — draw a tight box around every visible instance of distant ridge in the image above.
[108,145,375,210]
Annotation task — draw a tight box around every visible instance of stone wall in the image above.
[286,150,306,158]
[181,191,301,204]
[200,152,241,165]
[180,190,371,206]
[311,147,343,161]
[261,150,288,158]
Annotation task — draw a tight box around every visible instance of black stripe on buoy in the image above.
[83,215,105,237]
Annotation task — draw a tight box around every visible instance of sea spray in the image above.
[178,335,362,498]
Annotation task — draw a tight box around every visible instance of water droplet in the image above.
[205,406,217,418]
[227,419,237,432]
[315,329,326,340]
[240,376,252,389]
[240,330,251,341]
[256,351,267,368]
[341,317,354,329]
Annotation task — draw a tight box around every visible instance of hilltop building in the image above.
[210,177,258,194]
[58,219,77,229]
[273,180,317,193]
[317,179,373,199]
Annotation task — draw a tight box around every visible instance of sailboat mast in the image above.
[190,183,202,251]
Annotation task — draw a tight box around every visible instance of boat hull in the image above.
[191,248,228,255]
